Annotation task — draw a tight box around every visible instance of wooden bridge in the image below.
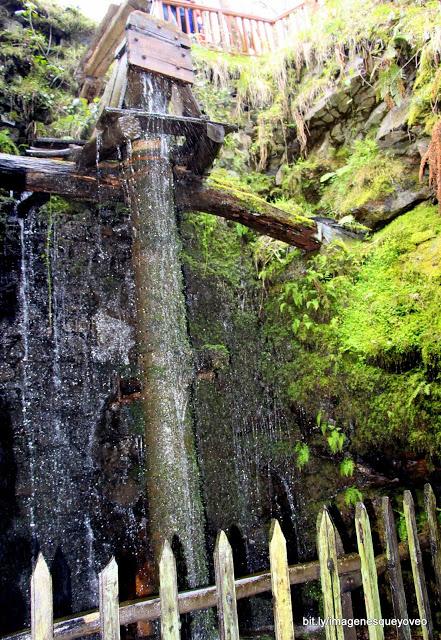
[8,484,441,640]
[79,0,321,101]
[151,0,320,55]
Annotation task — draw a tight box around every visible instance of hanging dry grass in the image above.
[419,119,441,210]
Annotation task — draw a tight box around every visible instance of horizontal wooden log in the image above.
[177,172,320,251]
[4,536,428,640]
[0,154,319,249]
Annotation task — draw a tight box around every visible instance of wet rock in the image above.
[351,184,431,228]
[376,98,411,141]
[364,101,388,131]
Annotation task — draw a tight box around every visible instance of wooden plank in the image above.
[355,503,383,640]
[31,554,53,640]
[424,483,441,601]
[126,10,191,47]
[159,541,180,640]
[99,557,120,640]
[380,497,410,640]
[126,30,194,83]
[269,520,295,640]
[214,531,239,640]
[403,491,433,640]
[317,509,343,640]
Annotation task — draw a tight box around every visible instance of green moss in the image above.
[319,140,408,216]
[263,203,441,458]
[207,168,315,228]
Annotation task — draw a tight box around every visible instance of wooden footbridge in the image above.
[6,484,441,640]
[0,4,324,251]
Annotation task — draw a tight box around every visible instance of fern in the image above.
[294,442,310,470]
[344,486,363,507]
[340,458,355,477]
[327,427,346,454]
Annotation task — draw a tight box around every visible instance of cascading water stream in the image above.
[121,71,211,636]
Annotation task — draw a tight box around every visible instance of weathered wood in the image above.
[0,154,120,201]
[214,531,239,640]
[31,554,53,640]
[99,557,120,640]
[269,520,295,640]
[82,0,146,82]
[177,173,321,251]
[333,526,356,640]
[126,23,193,84]
[380,497,410,640]
[317,509,343,640]
[159,541,180,640]
[0,154,320,249]
[5,534,430,640]
[424,483,441,601]
[403,491,433,640]
[355,503,383,640]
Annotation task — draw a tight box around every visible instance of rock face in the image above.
[0,200,147,633]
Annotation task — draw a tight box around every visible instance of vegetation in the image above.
[0,0,95,142]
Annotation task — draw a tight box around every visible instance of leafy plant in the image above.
[344,486,363,506]
[294,442,310,470]
[0,129,19,154]
[327,427,346,454]
[340,458,355,477]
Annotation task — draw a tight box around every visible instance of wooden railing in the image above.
[5,484,441,640]
[151,0,321,55]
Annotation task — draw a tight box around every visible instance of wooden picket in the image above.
[269,519,295,640]
[403,491,433,640]
[380,497,410,640]
[214,531,239,640]
[424,483,441,600]
[355,503,383,640]
[31,554,53,640]
[99,557,120,640]
[21,484,441,640]
[317,508,344,640]
[159,541,180,640]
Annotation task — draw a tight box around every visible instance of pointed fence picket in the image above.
[269,519,295,640]
[24,484,441,640]
[317,508,344,640]
[380,496,410,640]
[31,554,53,640]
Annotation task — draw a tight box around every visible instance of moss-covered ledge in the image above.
[176,169,320,251]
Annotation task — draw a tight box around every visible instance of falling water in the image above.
[18,212,36,538]
[122,72,211,636]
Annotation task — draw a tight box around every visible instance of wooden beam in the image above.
[0,154,320,250]
[4,537,428,640]
[0,154,120,201]
[177,172,321,251]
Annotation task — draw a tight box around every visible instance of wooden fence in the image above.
[151,0,321,55]
[13,484,441,640]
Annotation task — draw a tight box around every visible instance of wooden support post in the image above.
[355,503,383,640]
[380,497,410,640]
[214,532,240,640]
[403,491,433,640]
[424,483,441,601]
[317,509,343,640]
[159,541,180,640]
[99,558,120,640]
[269,520,295,640]
[31,554,53,640]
